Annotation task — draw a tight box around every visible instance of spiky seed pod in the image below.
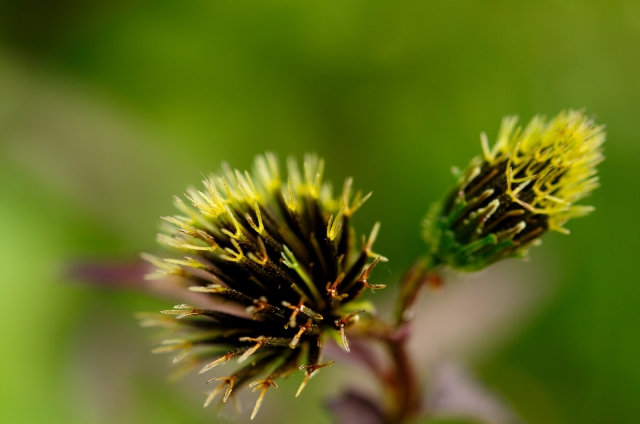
[140,153,386,418]
[424,110,605,271]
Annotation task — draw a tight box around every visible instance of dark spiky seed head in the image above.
[140,153,386,418]
[424,110,605,271]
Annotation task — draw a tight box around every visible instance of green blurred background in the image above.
[1,1,639,423]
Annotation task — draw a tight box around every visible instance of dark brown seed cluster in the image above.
[140,153,385,418]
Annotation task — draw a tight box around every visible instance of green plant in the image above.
[141,110,604,423]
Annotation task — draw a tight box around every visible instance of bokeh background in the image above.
[1,1,639,423]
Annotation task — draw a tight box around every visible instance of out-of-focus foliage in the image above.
[1,1,639,423]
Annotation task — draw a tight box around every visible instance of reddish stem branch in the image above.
[385,334,420,423]
[357,321,421,423]
[356,255,443,422]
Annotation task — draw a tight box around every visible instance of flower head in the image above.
[140,153,385,418]
[424,110,605,271]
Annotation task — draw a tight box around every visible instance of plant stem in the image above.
[385,333,419,423]
[359,255,444,423]
[393,254,440,326]
[358,319,420,423]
